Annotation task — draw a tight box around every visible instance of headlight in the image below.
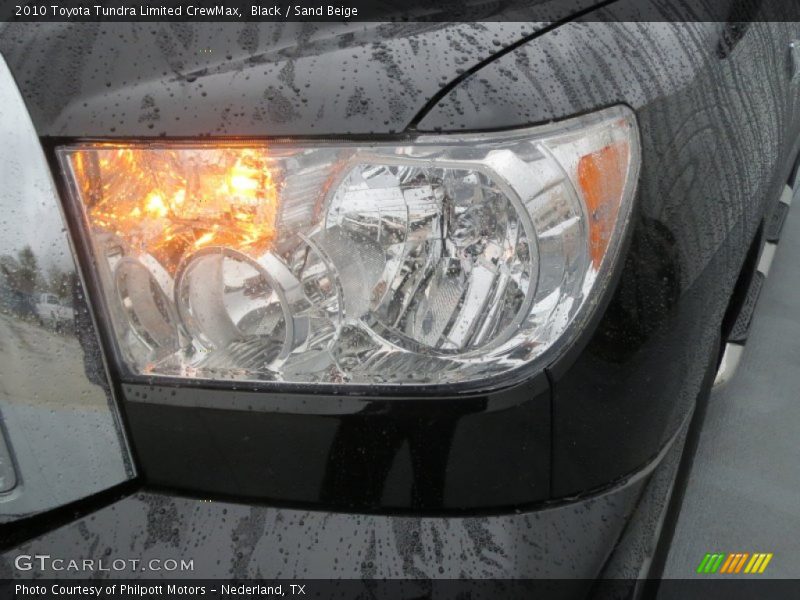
[57,106,639,388]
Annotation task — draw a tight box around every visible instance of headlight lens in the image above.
[58,106,639,388]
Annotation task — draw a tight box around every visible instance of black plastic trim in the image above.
[0,480,139,551]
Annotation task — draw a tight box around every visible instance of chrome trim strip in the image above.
[0,54,134,521]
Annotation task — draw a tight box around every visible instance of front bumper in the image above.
[0,409,691,585]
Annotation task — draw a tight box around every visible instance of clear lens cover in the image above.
[58,106,639,388]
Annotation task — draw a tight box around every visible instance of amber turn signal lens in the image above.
[578,140,631,268]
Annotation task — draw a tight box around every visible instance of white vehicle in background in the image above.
[35,293,74,330]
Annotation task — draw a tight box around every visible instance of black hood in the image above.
[0,19,584,137]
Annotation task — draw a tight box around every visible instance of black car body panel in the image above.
[0,21,549,137]
[121,376,551,512]
[0,392,690,582]
[421,10,800,495]
[0,450,652,582]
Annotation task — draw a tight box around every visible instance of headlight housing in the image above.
[58,106,639,388]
